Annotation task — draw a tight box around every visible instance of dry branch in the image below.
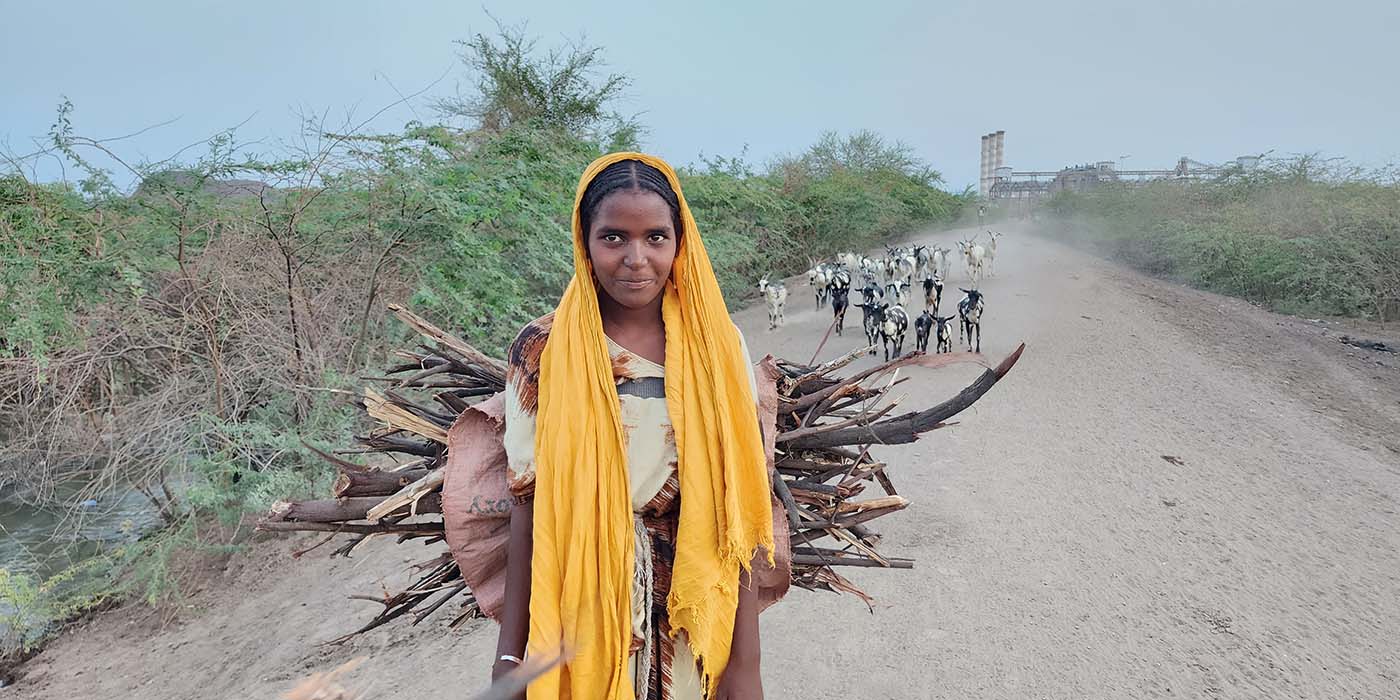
[258,306,1025,638]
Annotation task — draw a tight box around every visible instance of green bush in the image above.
[1043,164,1399,320]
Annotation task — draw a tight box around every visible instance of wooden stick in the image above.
[785,344,1025,449]
[770,471,804,532]
[389,303,508,379]
[366,467,446,521]
[789,350,994,413]
[332,465,432,498]
[778,398,901,444]
[790,345,873,389]
[257,520,444,534]
[793,501,909,531]
[355,433,442,457]
[364,387,450,443]
[264,494,443,523]
[791,554,914,569]
[833,495,906,515]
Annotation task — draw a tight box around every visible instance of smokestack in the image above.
[979,134,990,198]
[993,130,1005,175]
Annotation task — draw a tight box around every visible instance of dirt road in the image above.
[12,227,1400,698]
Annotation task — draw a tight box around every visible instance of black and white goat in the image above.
[805,263,833,309]
[922,273,943,311]
[914,245,933,278]
[861,282,883,307]
[758,275,787,330]
[829,268,852,294]
[880,305,910,361]
[884,280,912,308]
[915,309,956,354]
[957,288,985,353]
[935,314,954,353]
[857,301,883,354]
[860,269,879,289]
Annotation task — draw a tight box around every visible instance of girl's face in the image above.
[586,189,678,313]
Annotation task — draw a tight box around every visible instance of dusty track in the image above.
[12,226,1400,699]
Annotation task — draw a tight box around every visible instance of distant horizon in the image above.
[4,1,1396,193]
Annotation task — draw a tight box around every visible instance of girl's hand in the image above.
[713,654,763,700]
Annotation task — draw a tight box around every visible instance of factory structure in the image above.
[978,130,1262,200]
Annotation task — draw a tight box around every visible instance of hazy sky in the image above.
[3,0,1396,191]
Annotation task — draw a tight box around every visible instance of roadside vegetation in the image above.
[1041,158,1400,322]
[0,23,967,657]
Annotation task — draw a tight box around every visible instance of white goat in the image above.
[934,246,953,281]
[895,254,917,284]
[958,240,986,284]
[805,261,834,309]
[758,275,787,330]
[981,231,1002,277]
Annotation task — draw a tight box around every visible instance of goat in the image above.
[983,231,1002,277]
[957,288,985,352]
[836,251,860,270]
[829,267,852,292]
[830,284,850,336]
[880,305,910,361]
[883,281,909,308]
[857,301,883,354]
[934,314,954,354]
[913,245,933,278]
[805,263,824,308]
[758,275,787,330]
[861,282,884,309]
[894,254,917,283]
[879,256,898,283]
[806,261,834,308]
[851,256,873,280]
[922,272,943,311]
[914,309,933,353]
[958,240,986,284]
[827,268,852,334]
[933,246,953,281]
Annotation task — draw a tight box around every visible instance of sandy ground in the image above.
[9,226,1399,699]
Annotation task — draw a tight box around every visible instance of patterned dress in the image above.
[502,314,757,700]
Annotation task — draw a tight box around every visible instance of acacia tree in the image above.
[434,18,639,148]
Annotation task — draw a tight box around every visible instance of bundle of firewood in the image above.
[258,305,1023,640]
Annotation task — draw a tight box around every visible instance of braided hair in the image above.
[579,159,683,237]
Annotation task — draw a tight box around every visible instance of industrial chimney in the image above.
[980,131,1006,199]
[980,134,991,198]
[993,130,1005,177]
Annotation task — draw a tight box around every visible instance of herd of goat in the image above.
[758,231,1002,360]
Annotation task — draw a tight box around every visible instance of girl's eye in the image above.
[649,233,668,243]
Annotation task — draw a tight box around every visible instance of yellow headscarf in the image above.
[527,152,774,698]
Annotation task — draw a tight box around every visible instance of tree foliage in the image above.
[434,17,636,148]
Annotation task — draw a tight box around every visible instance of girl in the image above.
[492,153,774,700]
